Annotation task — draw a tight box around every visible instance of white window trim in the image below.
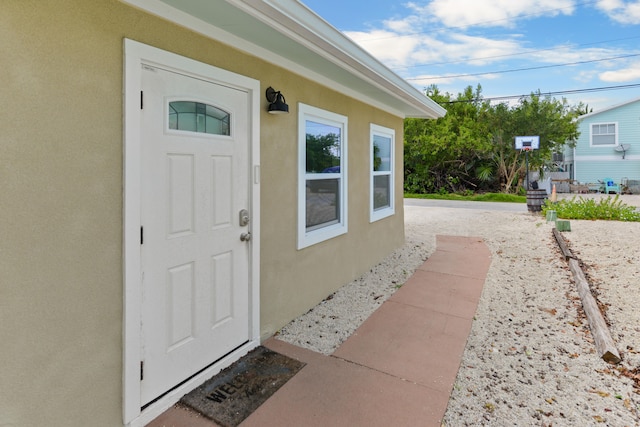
[298,103,348,249]
[370,124,395,222]
[590,122,618,147]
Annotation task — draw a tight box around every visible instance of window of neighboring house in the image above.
[591,123,617,146]
[298,104,348,249]
[370,124,395,222]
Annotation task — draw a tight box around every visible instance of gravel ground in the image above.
[276,194,640,426]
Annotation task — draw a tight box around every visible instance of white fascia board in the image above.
[239,0,445,118]
[120,0,445,119]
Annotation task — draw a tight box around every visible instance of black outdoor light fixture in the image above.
[266,86,289,114]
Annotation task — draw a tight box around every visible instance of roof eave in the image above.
[578,96,640,120]
[121,0,446,119]
[239,0,446,118]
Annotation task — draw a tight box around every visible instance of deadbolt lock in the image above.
[239,209,250,226]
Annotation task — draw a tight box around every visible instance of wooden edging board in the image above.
[552,228,621,364]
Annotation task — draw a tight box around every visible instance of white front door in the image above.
[139,65,252,405]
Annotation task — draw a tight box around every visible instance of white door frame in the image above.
[122,39,260,426]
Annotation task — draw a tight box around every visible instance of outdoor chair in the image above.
[602,178,620,194]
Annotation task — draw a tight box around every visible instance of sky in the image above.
[302,0,640,112]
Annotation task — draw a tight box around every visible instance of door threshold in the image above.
[127,340,259,427]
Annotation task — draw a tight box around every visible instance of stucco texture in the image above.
[0,1,405,425]
[259,90,405,337]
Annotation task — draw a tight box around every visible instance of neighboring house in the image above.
[1,1,444,426]
[563,97,640,189]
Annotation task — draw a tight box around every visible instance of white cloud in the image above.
[447,34,523,65]
[528,46,624,65]
[600,62,640,82]
[345,30,424,68]
[596,0,640,24]
[344,0,639,100]
[410,0,576,28]
[410,72,501,87]
[346,29,524,69]
[343,0,587,73]
[383,16,420,33]
[574,69,602,84]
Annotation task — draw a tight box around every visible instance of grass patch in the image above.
[405,192,526,203]
[542,195,640,221]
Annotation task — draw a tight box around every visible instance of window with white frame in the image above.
[370,124,395,222]
[591,123,617,146]
[298,104,348,249]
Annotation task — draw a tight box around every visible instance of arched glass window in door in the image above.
[169,101,230,136]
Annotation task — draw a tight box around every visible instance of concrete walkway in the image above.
[149,235,492,427]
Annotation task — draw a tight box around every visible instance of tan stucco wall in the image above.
[259,87,405,336]
[0,1,404,425]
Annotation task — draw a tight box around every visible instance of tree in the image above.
[404,86,581,194]
[306,133,340,172]
[487,92,580,193]
[404,85,494,193]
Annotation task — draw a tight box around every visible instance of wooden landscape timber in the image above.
[552,228,622,364]
[552,228,573,261]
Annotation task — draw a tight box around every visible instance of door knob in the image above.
[240,232,252,242]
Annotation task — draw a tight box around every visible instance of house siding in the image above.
[575,161,639,182]
[572,99,640,185]
[1,1,405,426]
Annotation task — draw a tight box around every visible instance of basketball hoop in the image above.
[514,136,539,151]
[514,136,540,190]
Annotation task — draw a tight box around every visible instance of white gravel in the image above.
[274,228,432,355]
[276,194,640,426]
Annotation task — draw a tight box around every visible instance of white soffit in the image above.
[120,0,446,119]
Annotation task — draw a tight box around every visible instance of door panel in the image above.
[211,156,233,227]
[167,153,195,236]
[140,65,251,405]
[166,262,195,351]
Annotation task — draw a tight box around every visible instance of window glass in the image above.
[591,123,616,146]
[306,179,340,229]
[373,134,391,171]
[305,120,342,230]
[370,124,395,222]
[169,101,230,135]
[373,175,390,210]
[298,104,348,249]
[306,121,341,173]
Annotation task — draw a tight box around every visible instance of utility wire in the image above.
[407,53,640,81]
[344,1,640,72]
[393,34,640,70]
[442,83,640,103]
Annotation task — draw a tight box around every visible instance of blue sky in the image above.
[302,0,640,111]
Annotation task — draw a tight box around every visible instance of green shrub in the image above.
[542,195,640,221]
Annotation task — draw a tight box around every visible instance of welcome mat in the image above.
[180,346,306,427]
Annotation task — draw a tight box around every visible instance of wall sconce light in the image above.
[266,87,289,114]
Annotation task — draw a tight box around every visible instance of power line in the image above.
[407,53,640,81]
[393,35,640,70]
[344,1,640,73]
[442,83,640,103]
